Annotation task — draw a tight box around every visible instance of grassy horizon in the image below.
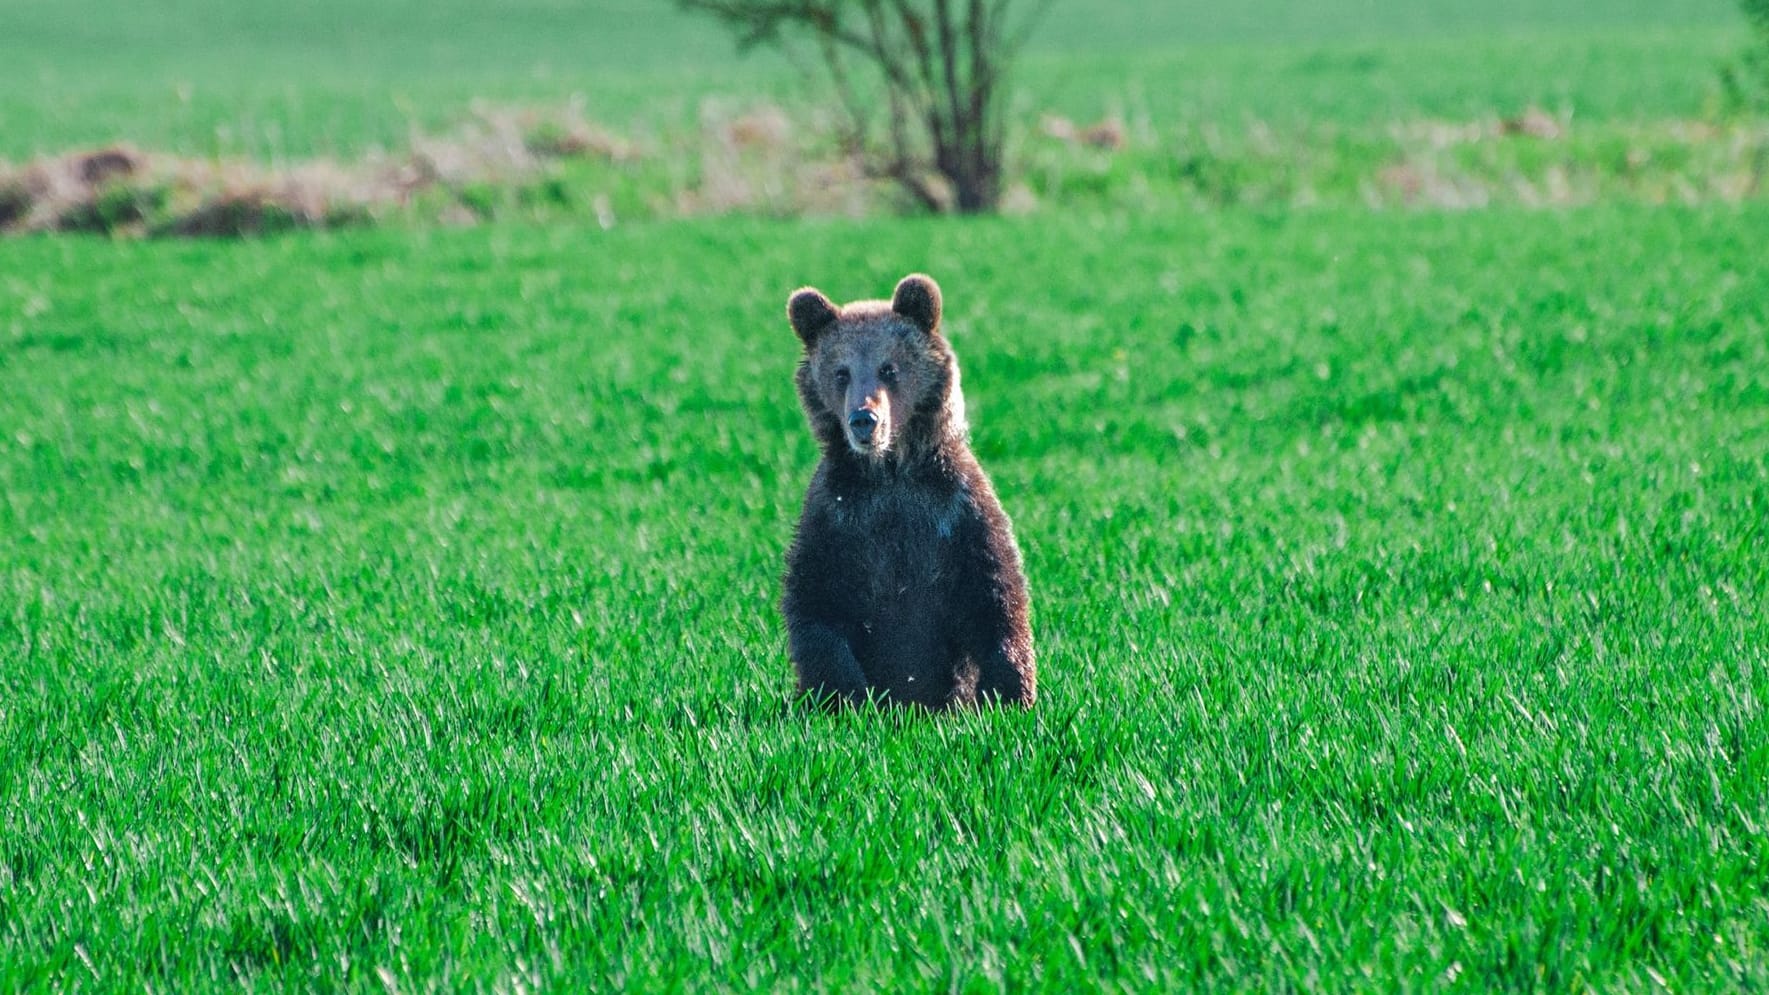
[0,1,1751,160]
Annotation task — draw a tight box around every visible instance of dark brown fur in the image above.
[781,274,1035,710]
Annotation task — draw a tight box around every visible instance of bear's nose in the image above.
[848,409,878,442]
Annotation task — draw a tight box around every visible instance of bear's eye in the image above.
[878,363,898,384]
[833,367,851,387]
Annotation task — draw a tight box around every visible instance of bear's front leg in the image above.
[788,620,869,708]
[954,506,1037,708]
[961,577,1036,707]
[975,633,1036,707]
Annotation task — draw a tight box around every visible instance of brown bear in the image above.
[781,273,1036,710]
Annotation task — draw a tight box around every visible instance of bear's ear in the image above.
[891,273,942,335]
[787,287,840,347]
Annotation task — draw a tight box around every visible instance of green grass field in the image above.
[4,0,1769,990]
[5,208,1767,989]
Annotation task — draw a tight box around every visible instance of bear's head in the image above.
[787,274,966,463]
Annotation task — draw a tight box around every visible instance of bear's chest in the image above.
[828,484,966,606]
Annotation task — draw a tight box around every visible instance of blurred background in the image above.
[2,0,1761,232]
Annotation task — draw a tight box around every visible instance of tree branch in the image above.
[677,0,1040,212]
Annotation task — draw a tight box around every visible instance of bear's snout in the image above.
[847,408,880,445]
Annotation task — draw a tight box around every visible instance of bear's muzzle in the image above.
[847,408,879,444]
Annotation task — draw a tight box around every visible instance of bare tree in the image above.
[677,0,1055,213]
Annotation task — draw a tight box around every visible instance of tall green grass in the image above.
[3,206,1765,988]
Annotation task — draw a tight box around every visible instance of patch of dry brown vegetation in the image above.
[0,103,642,237]
[3,99,1765,236]
[1040,115,1129,151]
[679,100,883,217]
[1376,111,1767,209]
